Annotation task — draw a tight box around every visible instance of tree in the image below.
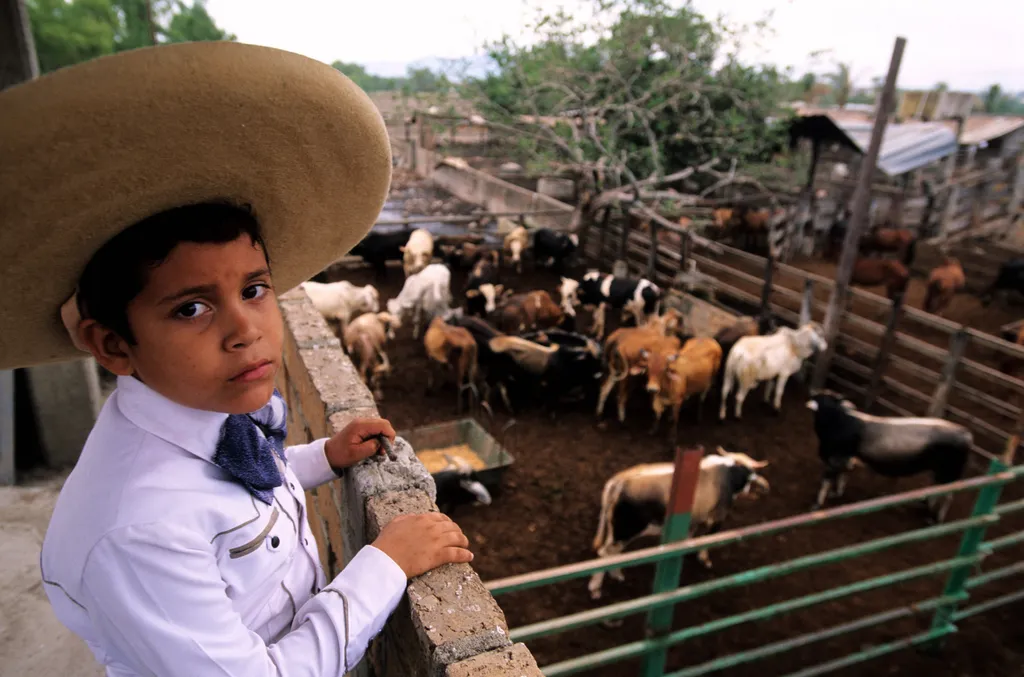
[27,0,235,73]
[827,62,852,109]
[984,84,1002,113]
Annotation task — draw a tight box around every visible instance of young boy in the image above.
[0,43,471,675]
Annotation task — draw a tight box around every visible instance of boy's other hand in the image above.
[325,418,396,470]
[372,513,473,578]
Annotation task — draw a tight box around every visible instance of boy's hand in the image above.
[372,513,473,578]
[325,418,396,470]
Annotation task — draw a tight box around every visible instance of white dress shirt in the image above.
[40,375,408,677]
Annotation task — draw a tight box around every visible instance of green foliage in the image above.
[981,83,1024,115]
[330,62,450,94]
[27,0,235,73]
[462,0,789,187]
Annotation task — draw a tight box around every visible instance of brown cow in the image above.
[496,290,564,333]
[596,326,681,423]
[649,337,724,442]
[852,258,909,301]
[923,258,966,316]
[423,315,479,411]
[861,228,918,265]
[343,311,401,399]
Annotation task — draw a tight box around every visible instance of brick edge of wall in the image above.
[278,288,541,677]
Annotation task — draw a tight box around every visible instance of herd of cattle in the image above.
[303,224,980,595]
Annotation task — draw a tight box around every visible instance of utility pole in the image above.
[812,37,907,391]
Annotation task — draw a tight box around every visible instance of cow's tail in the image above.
[923,278,941,314]
[593,475,625,553]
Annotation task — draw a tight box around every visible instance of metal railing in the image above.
[485,445,1024,677]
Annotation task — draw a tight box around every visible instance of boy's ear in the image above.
[77,319,134,376]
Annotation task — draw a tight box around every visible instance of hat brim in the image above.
[0,41,391,369]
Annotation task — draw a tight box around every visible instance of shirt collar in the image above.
[115,375,229,463]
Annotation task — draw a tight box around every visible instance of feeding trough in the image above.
[400,418,516,492]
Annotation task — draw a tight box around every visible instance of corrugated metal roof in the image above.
[792,112,957,176]
[834,117,957,176]
[942,116,1024,145]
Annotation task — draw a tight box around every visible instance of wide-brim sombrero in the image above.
[0,41,391,370]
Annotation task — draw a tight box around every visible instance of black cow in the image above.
[449,316,602,413]
[982,258,1024,306]
[350,230,412,278]
[806,391,971,523]
[533,228,579,271]
[560,271,663,338]
[433,456,493,514]
[463,251,503,317]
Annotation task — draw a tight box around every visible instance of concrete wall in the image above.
[392,138,576,232]
[277,289,541,677]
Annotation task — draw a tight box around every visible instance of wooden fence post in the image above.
[1009,153,1024,219]
[798,279,815,382]
[597,206,612,265]
[938,117,966,236]
[970,158,1000,228]
[927,328,970,418]
[812,36,906,392]
[618,213,630,262]
[647,220,659,280]
[760,254,776,321]
[863,291,906,409]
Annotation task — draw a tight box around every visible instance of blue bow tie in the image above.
[213,390,288,505]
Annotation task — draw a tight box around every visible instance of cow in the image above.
[560,272,663,339]
[401,228,435,277]
[851,258,909,301]
[423,315,478,412]
[860,228,918,266]
[719,322,826,420]
[495,290,564,334]
[533,228,579,271]
[982,258,1024,306]
[342,311,400,400]
[713,316,775,373]
[350,230,411,278]
[596,325,681,423]
[923,257,966,316]
[300,280,380,334]
[450,316,601,414]
[806,391,971,523]
[503,226,529,273]
[386,263,452,339]
[649,337,724,443]
[432,454,493,515]
[588,447,770,599]
[464,249,504,317]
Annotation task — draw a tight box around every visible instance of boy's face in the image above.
[92,234,283,414]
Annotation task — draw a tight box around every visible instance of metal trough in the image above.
[400,417,516,489]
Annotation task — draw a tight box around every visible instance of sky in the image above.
[204,0,1024,92]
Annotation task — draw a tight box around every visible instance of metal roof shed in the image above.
[790,113,958,177]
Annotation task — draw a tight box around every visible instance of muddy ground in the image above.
[325,253,1024,677]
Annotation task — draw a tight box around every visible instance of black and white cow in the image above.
[588,447,770,599]
[560,271,663,339]
[432,454,493,515]
[463,250,504,317]
[806,391,971,523]
[982,258,1024,306]
[533,228,579,271]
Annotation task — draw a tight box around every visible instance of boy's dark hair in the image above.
[77,202,268,344]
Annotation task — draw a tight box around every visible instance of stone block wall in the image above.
[277,288,542,677]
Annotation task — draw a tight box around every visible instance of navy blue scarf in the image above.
[213,390,288,505]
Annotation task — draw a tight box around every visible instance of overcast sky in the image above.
[204,0,1024,92]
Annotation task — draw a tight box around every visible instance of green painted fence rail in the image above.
[485,456,1024,677]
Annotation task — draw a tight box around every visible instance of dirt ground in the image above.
[0,471,103,677]
[328,256,1024,677]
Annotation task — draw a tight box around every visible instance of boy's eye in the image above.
[243,283,270,301]
[175,301,211,319]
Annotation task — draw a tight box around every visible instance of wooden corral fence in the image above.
[577,210,1024,467]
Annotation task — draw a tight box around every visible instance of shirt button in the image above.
[271,536,280,548]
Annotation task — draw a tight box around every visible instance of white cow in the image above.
[719,322,827,420]
[386,263,452,338]
[503,226,529,273]
[300,280,380,333]
[401,228,435,277]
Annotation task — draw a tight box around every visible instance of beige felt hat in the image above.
[0,41,391,370]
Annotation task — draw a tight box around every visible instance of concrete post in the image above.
[27,360,103,468]
[0,0,39,89]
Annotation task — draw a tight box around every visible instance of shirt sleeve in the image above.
[285,438,339,490]
[81,523,407,677]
